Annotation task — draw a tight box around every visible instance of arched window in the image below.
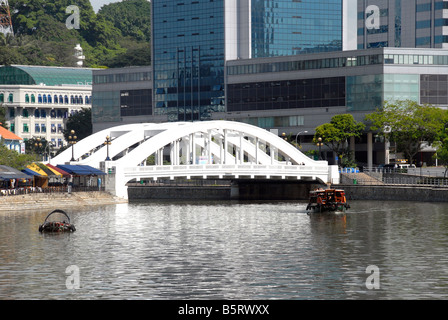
[0,93,4,103]
[64,95,69,104]
[59,95,63,104]
[47,94,52,103]
[31,94,36,103]
[57,110,63,118]
[54,95,58,104]
[85,95,89,104]
[25,94,30,103]
[34,109,40,118]
[42,94,47,103]
[41,109,47,118]
[8,93,13,102]
[38,94,43,103]
[70,95,75,104]
[50,109,56,118]
[22,109,29,117]
[79,96,83,104]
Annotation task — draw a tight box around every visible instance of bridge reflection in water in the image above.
[51,121,339,199]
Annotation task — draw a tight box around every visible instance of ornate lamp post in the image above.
[34,137,43,161]
[316,137,323,160]
[68,130,77,162]
[104,136,112,161]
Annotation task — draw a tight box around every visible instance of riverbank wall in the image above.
[0,191,127,211]
[339,185,448,202]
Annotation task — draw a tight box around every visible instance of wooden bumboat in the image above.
[38,209,76,233]
[306,189,350,213]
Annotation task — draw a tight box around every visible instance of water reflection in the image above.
[1,200,448,299]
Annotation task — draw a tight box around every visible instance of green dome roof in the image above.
[0,65,93,86]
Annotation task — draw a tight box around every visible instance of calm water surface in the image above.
[1,200,448,300]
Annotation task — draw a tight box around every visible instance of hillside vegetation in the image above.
[0,0,151,68]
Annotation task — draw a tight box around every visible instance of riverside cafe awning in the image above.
[56,165,106,188]
[0,165,32,189]
[22,163,63,188]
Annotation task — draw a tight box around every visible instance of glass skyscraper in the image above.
[152,0,344,122]
[251,0,343,57]
[357,0,448,49]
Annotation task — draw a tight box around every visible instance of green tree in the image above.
[313,114,365,166]
[0,105,8,129]
[0,143,37,170]
[365,100,445,166]
[63,107,92,142]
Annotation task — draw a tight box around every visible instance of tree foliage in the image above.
[63,107,92,142]
[0,143,38,170]
[1,0,151,67]
[313,114,365,166]
[365,100,448,165]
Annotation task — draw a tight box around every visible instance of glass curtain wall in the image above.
[251,0,343,57]
[152,0,225,122]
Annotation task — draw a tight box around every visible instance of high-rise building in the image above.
[151,0,344,122]
[357,0,448,49]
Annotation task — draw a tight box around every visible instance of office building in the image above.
[358,0,448,49]
[151,0,344,122]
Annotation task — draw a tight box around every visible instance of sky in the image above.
[90,0,123,12]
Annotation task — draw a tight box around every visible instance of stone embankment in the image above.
[0,191,127,211]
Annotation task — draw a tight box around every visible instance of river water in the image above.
[1,200,448,300]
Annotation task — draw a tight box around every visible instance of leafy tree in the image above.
[63,107,92,142]
[0,105,8,129]
[313,114,365,166]
[365,100,445,166]
[0,143,37,170]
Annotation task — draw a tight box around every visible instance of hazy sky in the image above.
[90,0,122,12]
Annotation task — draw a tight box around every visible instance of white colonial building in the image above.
[0,65,93,151]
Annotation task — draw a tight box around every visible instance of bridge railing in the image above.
[122,164,328,180]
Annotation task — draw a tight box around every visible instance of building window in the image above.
[41,124,46,133]
[38,94,43,103]
[23,123,29,133]
[41,109,46,117]
[9,108,14,118]
[43,94,47,103]
[22,109,29,118]
[34,109,40,118]
[8,93,13,102]
[47,95,52,104]
[25,94,30,103]
[51,124,56,133]
[0,93,3,103]
[10,123,15,133]
[35,123,40,133]
[31,94,35,103]
[54,95,58,104]
[64,95,69,104]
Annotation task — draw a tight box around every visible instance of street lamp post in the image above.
[34,137,43,160]
[295,130,308,149]
[317,137,323,160]
[104,136,112,161]
[68,130,77,162]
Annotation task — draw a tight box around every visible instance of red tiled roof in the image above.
[0,126,23,141]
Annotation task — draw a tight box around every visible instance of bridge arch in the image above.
[51,121,337,199]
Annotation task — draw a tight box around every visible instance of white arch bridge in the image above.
[51,121,340,199]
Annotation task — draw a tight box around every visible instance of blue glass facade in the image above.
[251,0,343,57]
[152,0,225,122]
